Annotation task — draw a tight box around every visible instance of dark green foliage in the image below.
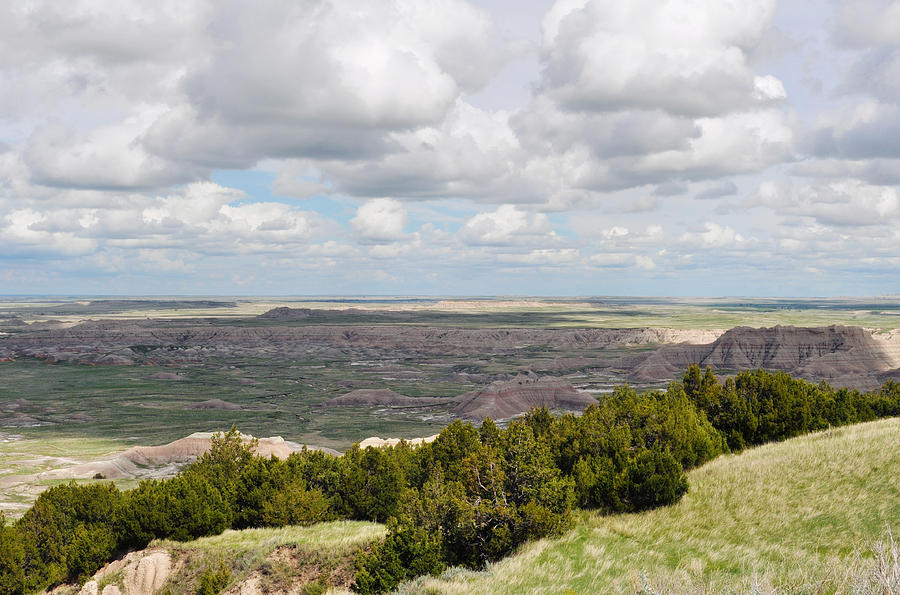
[871,380,900,418]
[120,474,228,545]
[353,520,445,594]
[540,380,723,514]
[260,480,330,527]
[595,384,726,469]
[0,513,25,595]
[517,499,571,540]
[521,407,555,440]
[623,449,688,511]
[572,455,622,512]
[735,369,814,443]
[427,420,482,483]
[231,455,291,529]
[341,446,405,522]
[192,426,257,482]
[162,474,230,541]
[681,365,899,452]
[196,562,231,595]
[17,482,123,588]
[118,426,253,545]
[500,421,575,513]
[66,523,118,583]
[286,448,347,514]
[478,417,501,447]
[354,420,578,591]
[230,453,337,529]
[184,425,256,527]
[117,479,170,548]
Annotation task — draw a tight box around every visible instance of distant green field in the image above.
[411,417,900,594]
[0,358,465,451]
[4,295,900,328]
[0,357,472,515]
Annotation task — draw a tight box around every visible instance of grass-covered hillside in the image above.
[63,418,898,595]
[8,368,897,594]
[411,417,900,594]
[57,521,386,595]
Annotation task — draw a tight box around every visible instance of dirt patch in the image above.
[1,413,50,427]
[149,372,186,381]
[124,550,172,595]
[185,399,243,411]
[2,398,36,411]
[226,544,363,595]
[62,413,96,423]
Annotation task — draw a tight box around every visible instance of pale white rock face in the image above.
[79,549,172,595]
[123,550,171,595]
[358,434,439,449]
[238,576,263,595]
[868,328,900,368]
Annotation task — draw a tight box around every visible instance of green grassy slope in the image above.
[159,521,387,594]
[61,521,387,595]
[412,417,900,594]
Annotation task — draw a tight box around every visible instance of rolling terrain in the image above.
[60,417,900,594]
[5,298,900,519]
[410,417,900,594]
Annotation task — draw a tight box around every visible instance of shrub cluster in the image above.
[2,367,898,594]
[682,365,900,451]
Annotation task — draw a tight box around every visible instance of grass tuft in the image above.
[853,527,900,594]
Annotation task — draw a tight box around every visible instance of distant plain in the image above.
[2,295,900,516]
[4,295,900,328]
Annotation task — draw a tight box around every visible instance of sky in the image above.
[1,0,900,297]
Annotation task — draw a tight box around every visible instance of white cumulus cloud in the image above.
[460,205,554,245]
[351,198,408,242]
[539,0,781,116]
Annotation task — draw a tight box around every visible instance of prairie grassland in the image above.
[4,296,900,329]
[0,434,126,462]
[151,521,386,595]
[0,435,129,513]
[411,417,900,594]
[157,520,386,558]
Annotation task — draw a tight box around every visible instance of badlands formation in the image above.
[320,374,598,421]
[0,433,340,503]
[5,305,900,520]
[2,307,899,391]
[452,374,598,420]
[621,324,900,389]
[0,314,720,365]
[39,432,340,481]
